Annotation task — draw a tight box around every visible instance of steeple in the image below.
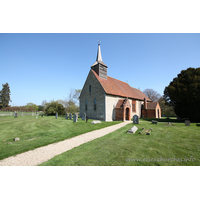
[96,44,103,62]
[91,43,108,79]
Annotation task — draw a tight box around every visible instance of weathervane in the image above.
[98,39,101,45]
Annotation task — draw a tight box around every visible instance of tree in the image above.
[65,100,79,114]
[41,100,47,111]
[158,97,175,116]
[143,89,161,102]
[45,101,65,115]
[25,103,38,111]
[68,88,81,106]
[164,67,200,121]
[0,83,11,108]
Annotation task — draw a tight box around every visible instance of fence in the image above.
[0,111,44,116]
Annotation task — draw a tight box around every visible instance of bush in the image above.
[45,101,65,116]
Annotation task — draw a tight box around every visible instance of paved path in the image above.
[0,121,132,166]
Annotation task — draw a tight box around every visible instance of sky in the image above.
[1,33,200,106]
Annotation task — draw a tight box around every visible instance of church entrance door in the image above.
[126,108,130,120]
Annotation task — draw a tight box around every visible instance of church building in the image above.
[79,44,161,121]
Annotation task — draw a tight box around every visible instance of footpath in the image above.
[0,121,132,166]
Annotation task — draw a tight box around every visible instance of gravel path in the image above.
[0,121,132,166]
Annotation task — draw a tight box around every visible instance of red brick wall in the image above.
[115,108,123,121]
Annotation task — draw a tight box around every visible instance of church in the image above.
[79,44,161,121]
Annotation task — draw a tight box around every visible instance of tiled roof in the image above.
[146,102,158,109]
[91,70,152,101]
[115,99,124,109]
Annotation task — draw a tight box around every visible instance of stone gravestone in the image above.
[73,114,77,122]
[91,120,101,124]
[69,113,72,120]
[185,120,190,126]
[65,113,68,119]
[127,126,138,134]
[133,115,139,124]
[55,112,58,119]
[82,113,86,121]
[14,111,18,118]
[152,120,158,124]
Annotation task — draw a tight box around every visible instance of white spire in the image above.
[96,44,103,62]
[91,42,107,67]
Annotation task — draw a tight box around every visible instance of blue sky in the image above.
[0,33,200,106]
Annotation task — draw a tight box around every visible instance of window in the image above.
[94,98,96,110]
[85,99,87,111]
[132,100,136,112]
[89,85,91,93]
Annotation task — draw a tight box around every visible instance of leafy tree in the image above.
[164,67,200,121]
[158,97,175,116]
[0,83,11,108]
[65,100,79,114]
[25,103,38,111]
[45,101,65,115]
[143,89,161,102]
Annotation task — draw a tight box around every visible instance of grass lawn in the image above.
[0,116,121,160]
[40,120,200,166]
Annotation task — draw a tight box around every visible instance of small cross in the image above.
[98,39,101,44]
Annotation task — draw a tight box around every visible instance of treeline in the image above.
[0,106,43,112]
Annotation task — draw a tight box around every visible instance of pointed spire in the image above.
[96,44,103,62]
[91,42,107,68]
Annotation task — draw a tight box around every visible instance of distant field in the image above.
[0,116,121,160]
[40,121,200,166]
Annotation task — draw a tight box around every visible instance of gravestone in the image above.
[73,114,77,122]
[69,113,72,120]
[14,111,18,118]
[14,138,20,141]
[133,115,139,124]
[127,126,138,134]
[185,120,190,126]
[82,113,86,121]
[86,116,89,123]
[152,120,158,124]
[91,120,101,124]
[55,112,58,119]
[65,113,68,119]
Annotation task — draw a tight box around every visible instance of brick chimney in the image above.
[144,98,147,109]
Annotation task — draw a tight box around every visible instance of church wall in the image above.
[105,95,142,121]
[136,100,143,117]
[105,95,120,121]
[79,70,106,120]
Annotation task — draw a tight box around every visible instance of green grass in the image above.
[0,115,121,160]
[40,121,200,166]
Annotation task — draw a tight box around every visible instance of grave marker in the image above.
[69,113,72,120]
[82,113,86,121]
[65,113,68,119]
[185,120,190,126]
[73,114,77,122]
[133,115,139,124]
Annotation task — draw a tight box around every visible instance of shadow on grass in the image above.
[140,117,183,123]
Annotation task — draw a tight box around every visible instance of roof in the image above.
[146,102,158,109]
[115,99,124,109]
[91,69,152,101]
